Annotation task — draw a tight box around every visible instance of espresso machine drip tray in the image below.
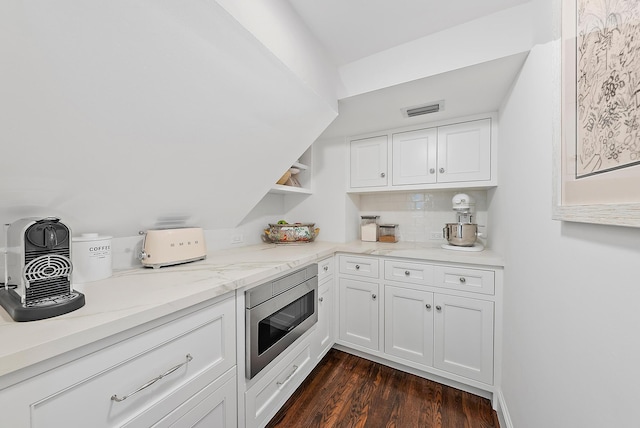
[0,288,85,322]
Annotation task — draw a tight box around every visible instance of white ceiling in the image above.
[320,52,528,138]
[287,0,531,65]
[286,0,531,139]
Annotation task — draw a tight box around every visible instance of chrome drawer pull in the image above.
[111,354,193,403]
[277,365,299,387]
[355,264,360,270]
[459,277,466,283]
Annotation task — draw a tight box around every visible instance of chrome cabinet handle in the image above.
[372,294,377,300]
[277,365,299,387]
[380,172,386,178]
[439,168,445,173]
[459,277,466,283]
[111,354,192,403]
[429,168,435,174]
[355,265,360,270]
[319,297,324,302]
[426,304,432,309]
[436,305,442,311]
[404,270,410,276]
[323,265,329,271]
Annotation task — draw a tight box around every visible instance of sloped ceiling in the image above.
[288,0,531,65]
[0,1,336,237]
[321,52,529,138]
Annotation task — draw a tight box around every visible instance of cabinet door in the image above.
[350,135,388,188]
[339,278,379,351]
[437,119,491,183]
[384,285,434,366]
[433,294,494,384]
[392,128,437,185]
[316,277,334,360]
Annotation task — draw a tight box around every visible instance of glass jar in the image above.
[379,224,398,243]
[360,216,379,242]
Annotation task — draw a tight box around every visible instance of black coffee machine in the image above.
[1,217,85,321]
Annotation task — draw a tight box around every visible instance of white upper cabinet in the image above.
[392,128,438,185]
[350,135,388,188]
[349,115,496,192]
[437,119,491,183]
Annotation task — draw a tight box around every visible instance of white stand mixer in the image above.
[441,193,484,252]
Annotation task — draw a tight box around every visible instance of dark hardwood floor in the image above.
[266,349,499,428]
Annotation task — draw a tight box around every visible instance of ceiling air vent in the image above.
[402,100,444,118]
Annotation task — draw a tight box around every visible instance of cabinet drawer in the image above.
[339,255,379,278]
[384,260,434,285]
[434,266,495,295]
[317,257,334,283]
[4,297,236,428]
[151,368,237,428]
[245,339,313,428]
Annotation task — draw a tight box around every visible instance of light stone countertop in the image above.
[0,241,503,381]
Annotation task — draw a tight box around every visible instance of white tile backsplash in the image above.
[358,190,488,243]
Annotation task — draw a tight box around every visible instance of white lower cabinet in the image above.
[338,254,500,392]
[384,285,434,366]
[433,294,494,384]
[315,258,335,361]
[0,295,237,428]
[338,277,379,352]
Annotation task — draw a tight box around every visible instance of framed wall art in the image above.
[554,0,640,227]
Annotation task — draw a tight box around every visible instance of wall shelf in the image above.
[269,184,312,195]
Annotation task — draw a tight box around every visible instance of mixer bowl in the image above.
[443,223,478,247]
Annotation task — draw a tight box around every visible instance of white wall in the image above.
[110,193,287,270]
[493,41,640,427]
[284,136,359,243]
[0,1,336,238]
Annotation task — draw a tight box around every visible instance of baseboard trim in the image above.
[496,388,514,428]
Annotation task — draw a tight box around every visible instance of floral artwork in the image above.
[576,0,640,178]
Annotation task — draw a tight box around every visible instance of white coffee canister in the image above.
[72,233,112,283]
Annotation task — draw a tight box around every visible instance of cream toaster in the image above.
[139,228,206,269]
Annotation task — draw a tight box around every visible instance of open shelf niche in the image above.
[269,146,312,195]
